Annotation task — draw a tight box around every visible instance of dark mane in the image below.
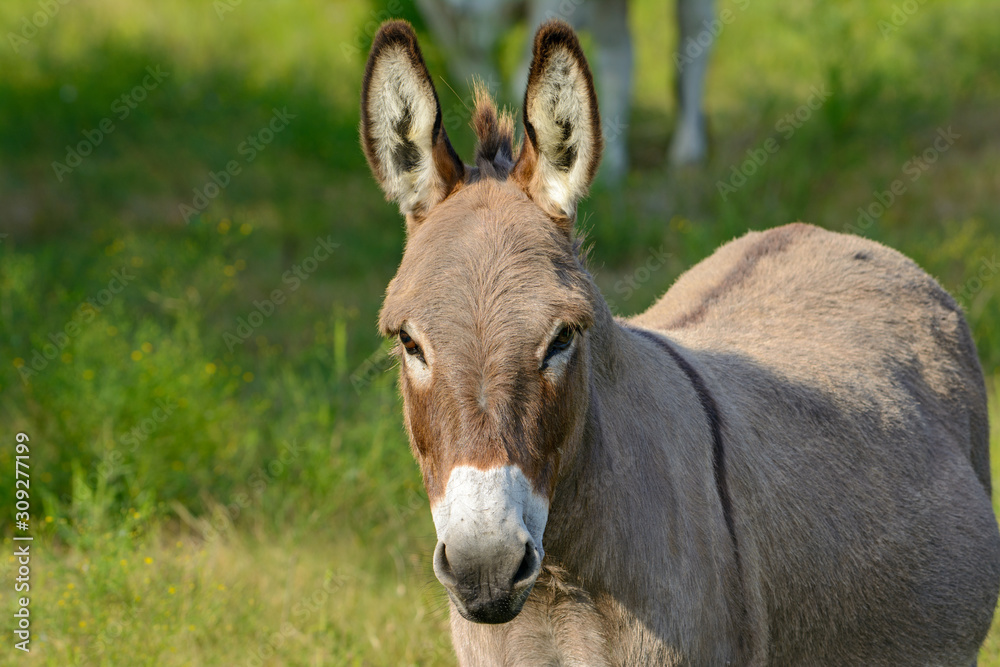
[471,82,517,180]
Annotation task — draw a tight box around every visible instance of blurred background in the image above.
[0,0,998,663]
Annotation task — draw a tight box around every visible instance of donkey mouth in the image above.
[435,539,542,624]
[446,579,537,624]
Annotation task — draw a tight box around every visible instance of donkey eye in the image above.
[399,329,427,363]
[399,329,419,353]
[543,326,575,366]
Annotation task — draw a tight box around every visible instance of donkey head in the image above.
[362,19,603,624]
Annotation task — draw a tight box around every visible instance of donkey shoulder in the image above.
[633,221,988,489]
[637,223,982,409]
[640,222,950,334]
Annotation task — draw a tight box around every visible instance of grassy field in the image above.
[1,0,999,663]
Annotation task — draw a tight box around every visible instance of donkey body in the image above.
[360,19,1000,666]
[449,222,1000,665]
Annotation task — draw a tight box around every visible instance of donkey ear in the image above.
[361,20,464,224]
[513,20,603,227]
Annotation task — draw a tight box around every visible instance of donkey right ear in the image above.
[361,21,464,225]
[512,20,603,227]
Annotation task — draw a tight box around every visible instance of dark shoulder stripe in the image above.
[624,326,740,557]
[666,224,807,330]
[622,324,753,658]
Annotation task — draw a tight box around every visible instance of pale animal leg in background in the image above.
[512,0,564,104]
[591,0,632,182]
[416,0,507,94]
[670,0,713,165]
[513,0,632,183]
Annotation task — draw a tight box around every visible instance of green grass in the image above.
[1,0,999,663]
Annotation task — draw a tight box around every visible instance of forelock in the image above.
[472,82,518,180]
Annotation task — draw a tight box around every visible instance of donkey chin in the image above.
[430,465,549,624]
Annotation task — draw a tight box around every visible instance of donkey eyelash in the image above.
[399,329,426,363]
[541,325,576,369]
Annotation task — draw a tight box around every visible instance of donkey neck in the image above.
[543,303,745,660]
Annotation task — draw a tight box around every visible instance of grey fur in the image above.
[450,223,1000,665]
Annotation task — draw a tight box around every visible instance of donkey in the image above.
[415,0,715,180]
[360,18,1000,665]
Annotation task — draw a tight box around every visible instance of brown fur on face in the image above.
[361,20,605,503]
[379,179,597,503]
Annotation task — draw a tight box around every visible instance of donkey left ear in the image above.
[361,20,464,225]
[513,20,603,227]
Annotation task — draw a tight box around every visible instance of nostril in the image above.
[512,542,538,588]
[433,542,458,588]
